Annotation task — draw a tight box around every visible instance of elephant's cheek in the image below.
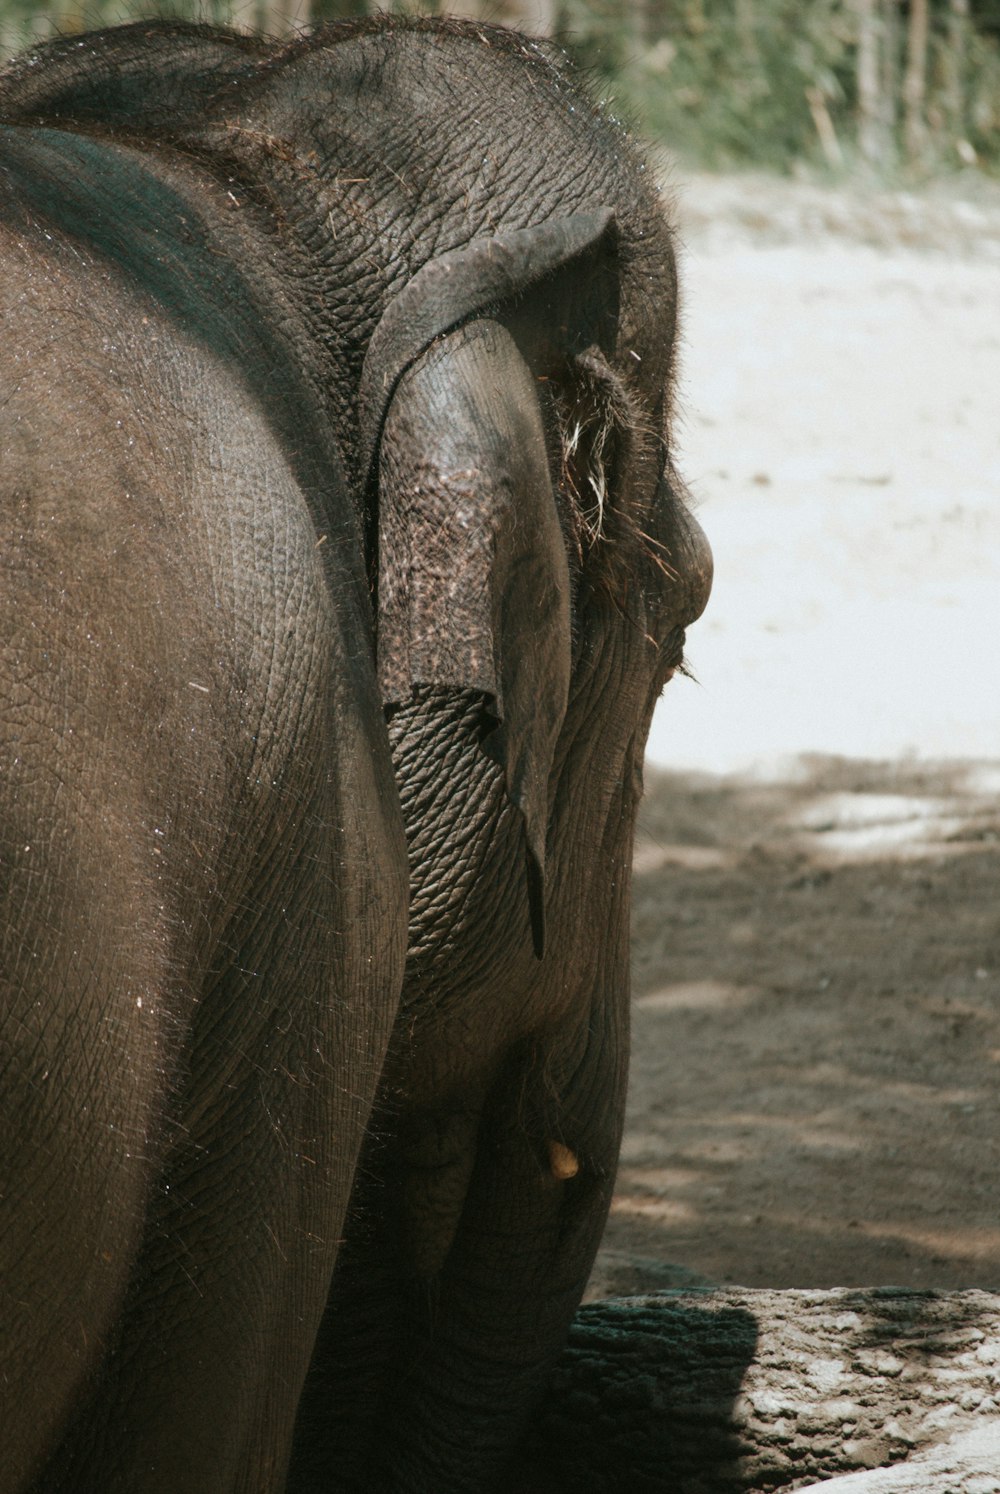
[680,505,714,624]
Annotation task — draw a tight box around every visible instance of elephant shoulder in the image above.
[0,126,369,767]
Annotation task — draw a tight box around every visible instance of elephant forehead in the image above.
[231,21,675,359]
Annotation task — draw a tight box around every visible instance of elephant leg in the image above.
[290,1009,626,1494]
[289,1103,489,1490]
[380,1031,626,1494]
[0,822,169,1494]
[27,739,405,1494]
[288,1123,412,1491]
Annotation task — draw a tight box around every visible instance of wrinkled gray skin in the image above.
[0,18,711,1494]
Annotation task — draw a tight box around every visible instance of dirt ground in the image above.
[592,170,1000,1299]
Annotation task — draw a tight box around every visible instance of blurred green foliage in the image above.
[1,0,997,177]
[561,0,1000,176]
[566,1,854,171]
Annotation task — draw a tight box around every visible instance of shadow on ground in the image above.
[519,1296,758,1494]
[593,755,1000,1297]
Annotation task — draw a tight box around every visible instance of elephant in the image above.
[0,16,711,1494]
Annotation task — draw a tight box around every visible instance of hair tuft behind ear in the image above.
[551,345,640,554]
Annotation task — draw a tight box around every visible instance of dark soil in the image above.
[593,756,1000,1297]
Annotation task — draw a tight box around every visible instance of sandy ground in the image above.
[593,171,1000,1298]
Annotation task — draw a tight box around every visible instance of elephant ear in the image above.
[375,317,571,956]
[357,211,616,501]
[362,213,617,954]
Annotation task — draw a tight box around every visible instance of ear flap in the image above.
[377,318,571,955]
[358,210,616,500]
